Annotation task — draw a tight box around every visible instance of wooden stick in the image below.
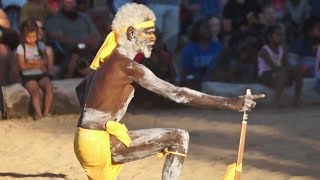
[235,111,248,180]
[235,88,251,180]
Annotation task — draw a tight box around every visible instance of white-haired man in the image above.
[73,3,264,180]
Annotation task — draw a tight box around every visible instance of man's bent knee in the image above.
[175,129,189,153]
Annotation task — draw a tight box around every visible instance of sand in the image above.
[1,106,320,180]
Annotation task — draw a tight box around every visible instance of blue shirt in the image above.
[181,41,223,79]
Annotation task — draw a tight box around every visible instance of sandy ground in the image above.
[1,106,320,180]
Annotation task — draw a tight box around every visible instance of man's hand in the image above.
[239,89,265,112]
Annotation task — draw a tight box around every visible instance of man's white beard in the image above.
[141,45,152,58]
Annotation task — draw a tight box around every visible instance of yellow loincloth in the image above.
[74,121,131,180]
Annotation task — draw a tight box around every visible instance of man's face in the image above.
[208,17,220,37]
[62,0,77,12]
[134,27,156,58]
[61,0,78,19]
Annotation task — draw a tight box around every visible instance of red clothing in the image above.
[47,0,58,13]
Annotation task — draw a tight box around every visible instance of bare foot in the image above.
[34,114,44,120]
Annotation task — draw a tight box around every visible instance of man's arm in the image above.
[129,62,263,111]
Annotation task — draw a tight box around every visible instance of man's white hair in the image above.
[112,3,156,44]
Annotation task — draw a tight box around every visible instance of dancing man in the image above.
[73,3,264,180]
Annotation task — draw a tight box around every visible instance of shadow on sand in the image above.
[0,172,66,178]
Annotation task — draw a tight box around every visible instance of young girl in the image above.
[17,19,53,119]
[258,25,303,107]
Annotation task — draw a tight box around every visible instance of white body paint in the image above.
[140,65,210,104]
[115,90,135,122]
[82,89,135,124]
[81,106,112,125]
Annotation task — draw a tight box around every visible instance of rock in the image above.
[1,78,82,119]
[2,77,320,119]
[202,78,320,106]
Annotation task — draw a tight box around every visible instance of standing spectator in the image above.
[180,18,223,90]
[147,0,180,53]
[20,0,53,24]
[17,19,53,119]
[284,0,310,26]
[283,0,310,44]
[270,0,287,20]
[309,0,320,19]
[288,17,320,77]
[258,25,303,107]
[44,0,102,78]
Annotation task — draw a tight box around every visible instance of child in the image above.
[16,19,53,119]
[258,25,303,107]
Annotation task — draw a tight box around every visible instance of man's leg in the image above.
[110,128,189,180]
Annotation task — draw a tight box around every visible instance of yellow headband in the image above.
[90,20,155,70]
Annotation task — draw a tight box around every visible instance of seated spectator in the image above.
[223,0,261,31]
[17,19,53,119]
[36,19,59,79]
[147,0,180,53]
[76,0,94,12]
[44,0,101,78]
[288,17,320,77]
[0,9,20,86]
[0,9,19,118]
[206,31,260,83]
[284,0,310,26]
[20,0,53,24]
[47,0,59,14]
[315,46,320,93]
[308,0,320,19]
[0,9,12,86]
[282,0,311,44]
[207,15,221,42]
[269,0,286,20]
[180,18,223,90]
[258,25,303,107]
[65,42,94,78]
[204,47,238,82]
[233,32,260,83]
[205,15,237,83]
[132,31,178,108]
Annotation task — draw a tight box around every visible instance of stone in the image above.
[202,78,320,106]
[1,78,82,119]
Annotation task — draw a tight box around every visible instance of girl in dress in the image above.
[258,25,303,107]
[17,19,53,119]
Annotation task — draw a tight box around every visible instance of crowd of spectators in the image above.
[0,0,320,114]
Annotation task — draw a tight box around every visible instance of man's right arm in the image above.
[128,61,263,112]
